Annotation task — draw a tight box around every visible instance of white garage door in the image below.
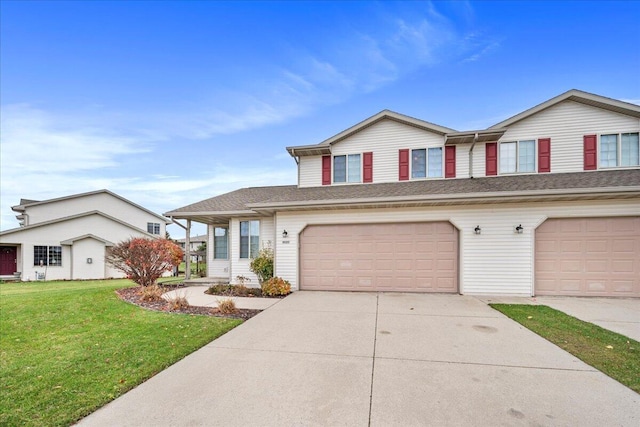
[300,222,458,293]
[535,217,640,297]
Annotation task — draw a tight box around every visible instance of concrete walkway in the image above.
[478,295,640,342]
[78,292,640,426]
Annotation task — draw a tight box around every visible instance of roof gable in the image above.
[490,89,640,129]
[10,189,169,222]
[287,110,456,157]
[60,234,115,246]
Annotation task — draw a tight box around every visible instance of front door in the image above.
[0,246,17,275]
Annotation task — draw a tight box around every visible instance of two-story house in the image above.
[0,190,170,281]
[165,89,640,297]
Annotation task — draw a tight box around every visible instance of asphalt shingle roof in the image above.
[165,169,640,215]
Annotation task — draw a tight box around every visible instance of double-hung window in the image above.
[147,222,160,235]
[411,147,442,178]
[499,140,535,174]
[34,245,62,266]
[333,154,361,183]
[600,133,639,168]
[239,220,259,259]
[213,227,228,259]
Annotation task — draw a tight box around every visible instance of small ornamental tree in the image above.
[106,238,183,287]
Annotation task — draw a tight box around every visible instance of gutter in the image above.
[247,186,640,210]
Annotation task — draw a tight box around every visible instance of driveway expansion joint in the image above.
[374,356,598,372]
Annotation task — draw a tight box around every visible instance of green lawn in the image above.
[0,279,241,427]
[491,304,640,393]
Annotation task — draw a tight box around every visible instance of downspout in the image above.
[185,220,191,280]
[468,132,479,179]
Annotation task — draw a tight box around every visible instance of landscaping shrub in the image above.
[217,298,238,314]
[166,292,190,311]
[206,284,262,297]
[137,284,164,302]
[106,238,183,287]
[261,277,291,297]
[249,247,273,284]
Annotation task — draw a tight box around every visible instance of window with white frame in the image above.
[333,154,361,183]
[600,132,639,168]
[214,227,228,259]
[411,147,443,178]
[34,245,62,266]
[239,220,259,259]
[147,222,160,235]
[499,140,535,173]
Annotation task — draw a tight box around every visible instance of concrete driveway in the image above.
[78,292,640,426]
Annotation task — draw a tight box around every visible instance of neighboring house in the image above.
[0,190,170,281]
[165,89,640,297]
[177,235,207,262]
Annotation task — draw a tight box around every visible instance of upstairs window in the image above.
[333,154,361,183]
[34,245,62,266]
[240,220,259,259]
[601,133,639,168]
[214,227,228,259]
[411,147,442,178]
[147,222,160,235]
[499,140,535,174]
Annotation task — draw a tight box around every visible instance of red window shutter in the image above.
[485,142,497,176]
[322,155,331,185]
[538,138,551,173]
[583,135,597,170]
[363,152,373,183]
[445,146,456,178]
[399,149,409,181]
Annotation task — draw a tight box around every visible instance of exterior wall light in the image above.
[474,225,481,235]
[515,224,524,234]
[282,230,288,238]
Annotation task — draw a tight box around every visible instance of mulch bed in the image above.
[115,285,262,320]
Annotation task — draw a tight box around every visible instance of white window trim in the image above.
[409,147,444,180]
[332,153,363,184]
[598,131,640,169]
[239,220,260,259]
[498,139,537,175]
[213,226,229,260]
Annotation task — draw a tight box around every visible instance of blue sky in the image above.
[1,1,639,237]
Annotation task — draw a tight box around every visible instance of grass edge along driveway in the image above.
[491,304,639,394]
[0,279,241,427]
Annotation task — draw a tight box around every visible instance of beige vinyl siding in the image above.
[228,217,275,286]
[298,119,446,187]
[299,156,323,187]
[495,100,640,175]
[471,143,486,177]
[207,224,230,279]
[455,143,471,178]
[275,199,640,295]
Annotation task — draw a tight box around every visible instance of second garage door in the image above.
[300,222,458,293]
[536,217,640,297]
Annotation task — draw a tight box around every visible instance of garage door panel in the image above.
[300,222,458,293]
[536,217,640,297]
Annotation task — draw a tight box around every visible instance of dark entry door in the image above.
[0,247,17,275]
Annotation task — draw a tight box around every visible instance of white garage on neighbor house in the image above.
[165,89,640,297]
